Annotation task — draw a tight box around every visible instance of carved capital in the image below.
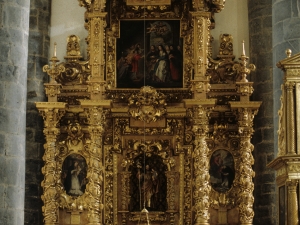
[36,102,67,128]
[190,80,211,94]
[236,82,254,98]
[79,0,106,12]
[44,83,62,101]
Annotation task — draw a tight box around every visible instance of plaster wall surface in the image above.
[50,0,249,61]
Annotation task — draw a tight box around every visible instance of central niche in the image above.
[129,154,168,212]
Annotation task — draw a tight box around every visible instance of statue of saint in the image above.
[137,164,159,209]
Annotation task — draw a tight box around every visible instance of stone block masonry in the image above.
[0,1,30,225]
[248,0,277,224]
[25,0,51,225]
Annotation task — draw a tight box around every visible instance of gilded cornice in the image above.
[36,102,67,109]
[183,99,216,108]
[229,101,262,109]
[79,99,112,108]
[267,155,300,170]
[277,50,300,71]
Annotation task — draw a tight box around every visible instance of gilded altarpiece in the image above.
[36,1,262,225]
[268,49,300,225]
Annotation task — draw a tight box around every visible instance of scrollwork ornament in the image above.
[235,108,257,128]
[166,172,177,211]
[128,86,167,123]
[43,60,66,84]
[44,84,61,98]
[79,0,92,8]
[278,84,286,156]
[237,83,254,96]
[39,108,65,129]
[79,0,106,12]
[104,146,114,224]
[120,172,131,211]
[184,156,192,224]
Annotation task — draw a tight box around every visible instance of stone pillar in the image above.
[25,0,51,224]
[0,1,30,224]
[248,0,276,224]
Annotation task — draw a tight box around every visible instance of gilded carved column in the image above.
[287,179,299,225]
[268,50,300,225]
[36,103,66,225]
[80,0,107,99]
[190,12,211,99]
[235,108,258,225]
[183,98,215,225]
[192,105,212,225]
[84,106,107,225]
[286,82,296,155]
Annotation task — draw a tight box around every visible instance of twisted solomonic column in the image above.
[84,106,107,225]
[235,107,259,225]
[192,105,212,225]
[36,103,66,225]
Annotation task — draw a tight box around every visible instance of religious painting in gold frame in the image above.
[209,149,235,193]
[61,153,88,197]
[116,20,183,88]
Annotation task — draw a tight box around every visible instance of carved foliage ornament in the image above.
[128,86,167,123]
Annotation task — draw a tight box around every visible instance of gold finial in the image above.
[233,41,256,82]
[286,49,292,58]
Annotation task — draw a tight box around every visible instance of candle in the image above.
[242,40,245,55]
[54,42,57,57]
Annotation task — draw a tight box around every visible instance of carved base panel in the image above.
[209,207,239,225]
[58,209,88,225]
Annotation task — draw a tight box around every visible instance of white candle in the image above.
[54,42,57,57]
[242,40,245,55]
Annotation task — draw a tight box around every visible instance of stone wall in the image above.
[248,0,276,224]
[25,0,51,224]
[0,0,30,224]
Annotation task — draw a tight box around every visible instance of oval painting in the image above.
[61,153,88,197]
[209,149,235,192]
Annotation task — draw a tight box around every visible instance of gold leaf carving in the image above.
[128,86,167,123]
